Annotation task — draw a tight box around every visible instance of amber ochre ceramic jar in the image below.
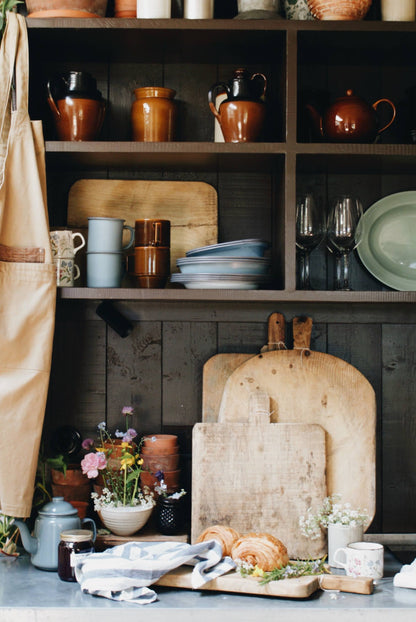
[58,529,94,582]
[131,87,176,142]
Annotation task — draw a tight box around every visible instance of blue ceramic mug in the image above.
[87,217,134,253]
[86,251,124,288]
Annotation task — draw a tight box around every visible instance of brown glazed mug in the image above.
[208,99,266,143]
[131,246,170,288]
[135,219,171,247]
[47,97,106,141]
[131,87,176,142]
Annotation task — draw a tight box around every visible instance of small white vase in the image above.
[184,0,214,18]
[327,523,364,568]
[381,0,415,21]
[99,504,153,536]
[137,0,171,18]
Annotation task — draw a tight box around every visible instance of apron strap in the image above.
[0,12,20,158]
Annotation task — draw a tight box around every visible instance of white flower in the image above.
[299,494,368,539]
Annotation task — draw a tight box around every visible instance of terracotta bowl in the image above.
[140,453,180,472]
[307,0,371,20]
[26,0,108,17]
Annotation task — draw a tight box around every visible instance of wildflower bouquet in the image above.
[81,407,154,511]
[299,494,368,540]
[0,513,18,557]
[154,470,187,500]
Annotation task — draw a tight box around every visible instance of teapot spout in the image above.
[13,520,38,556]
[305,103,323,137]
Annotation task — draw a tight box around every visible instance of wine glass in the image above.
[296,193,325,289]
[326,195,363,291]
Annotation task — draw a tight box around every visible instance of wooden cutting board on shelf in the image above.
[67,179,218,275]
[202,311,286,422]
[217,317,376,529]
[192,422,327,559]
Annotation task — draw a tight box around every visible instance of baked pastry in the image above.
[196,525,241,557]
[231,532,289,571]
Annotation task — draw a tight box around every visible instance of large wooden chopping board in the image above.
[202,312,286,422]
[217,340,376,529]
[67,179,218,275]
[192,422,327,559]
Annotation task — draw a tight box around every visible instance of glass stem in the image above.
[297,251,312,290]
[334,253,350,290]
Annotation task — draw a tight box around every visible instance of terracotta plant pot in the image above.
[140,469,181,493]
[51,482,91,503]
[140,444,179,456]
[26,0,108,17]
[51,466,88,486]
[142,434,178,452]
[102,439,137,471]
[70,500,89,519]
[114,0,136,17]
[140,453,180,472]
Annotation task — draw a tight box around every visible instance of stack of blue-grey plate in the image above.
[171,239,272,289]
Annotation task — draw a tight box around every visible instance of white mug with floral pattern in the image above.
[333,542,384,579]
[50,230,86,259]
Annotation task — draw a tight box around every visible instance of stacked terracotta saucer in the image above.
[140,434,181,494]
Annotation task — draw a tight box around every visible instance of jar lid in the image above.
[60,529,93,542]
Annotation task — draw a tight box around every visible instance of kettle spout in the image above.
[305,103,323,137]
[13,520,38,556]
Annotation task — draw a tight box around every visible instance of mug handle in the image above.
[333,547,347,568]
[72,232,86,255]
[73,264,81,282]
[122,225,135,251]
[81,517,97,542]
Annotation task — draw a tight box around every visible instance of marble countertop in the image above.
[1,550,416,622]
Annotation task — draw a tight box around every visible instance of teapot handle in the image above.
[373,98,396,135]
[208,82,229,120]
[251,72,267,99]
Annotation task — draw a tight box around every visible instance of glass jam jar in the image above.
[58,529,94,582]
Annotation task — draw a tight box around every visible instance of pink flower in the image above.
[82,438,94,450]
[123,428,137,443]
[122,406,134,416]
[81,452,107,479]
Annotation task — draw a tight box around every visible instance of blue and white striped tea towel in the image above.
[74,539,236,605]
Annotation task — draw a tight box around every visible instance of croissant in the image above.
[196,525,241,557]
[231,532,289,572]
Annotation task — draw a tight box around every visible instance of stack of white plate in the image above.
[171,239,272,289]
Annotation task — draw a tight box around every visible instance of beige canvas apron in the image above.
[0,12,56,518]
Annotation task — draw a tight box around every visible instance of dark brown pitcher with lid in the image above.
[208,68,267,142]
[47,71,106,141]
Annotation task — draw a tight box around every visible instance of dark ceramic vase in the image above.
[154,496,185,535]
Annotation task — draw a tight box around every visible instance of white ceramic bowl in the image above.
[185,239,270,258]
[98,503,153,536]
[177,256,271,276]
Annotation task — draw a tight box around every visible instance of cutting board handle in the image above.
[293,316,312,350]
[261,312,286,352]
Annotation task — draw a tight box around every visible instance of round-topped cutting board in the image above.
[218,347,376,528]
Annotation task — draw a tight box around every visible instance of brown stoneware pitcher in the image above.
[306,89,396,142]
[208,68,267,142]
[47,71,105,141]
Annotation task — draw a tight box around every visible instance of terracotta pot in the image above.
[26,0,108,17]
[142,434,178,451]
[140,469,181,493]
[131,87,177,142]
[140,453,180,472]
[51,483,91,503]
[70,500,89,519]
[51,466,88,486]
[114,0,136,17]
[140,444,179,456]
[103,439,137,471]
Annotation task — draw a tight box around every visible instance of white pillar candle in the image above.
[137,0,171,18]
[184,0,214,18]
[381,0,415,21]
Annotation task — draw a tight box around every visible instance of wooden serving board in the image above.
[156,566,320,599]
[67,179,218,276]
[202,312,286,422]
[192,422,327,559]
[217,329,376,529]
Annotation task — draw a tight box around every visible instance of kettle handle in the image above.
[208,82,229,120]
[251,72,267,99]
[373,98,396,135]
[46,80,60,118]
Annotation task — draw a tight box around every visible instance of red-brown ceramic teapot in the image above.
[306,89,396,142]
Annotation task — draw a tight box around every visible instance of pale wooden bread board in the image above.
[217,347,376,528]
[67,179,218,276]
[202,312,286,422]
[156,566,320,598]
[192,422,327,559]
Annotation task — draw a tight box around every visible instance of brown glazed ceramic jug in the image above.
[306,89,396,142]
[131,87,176,142]
[208,68,267,142]
[47,71,105,141]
